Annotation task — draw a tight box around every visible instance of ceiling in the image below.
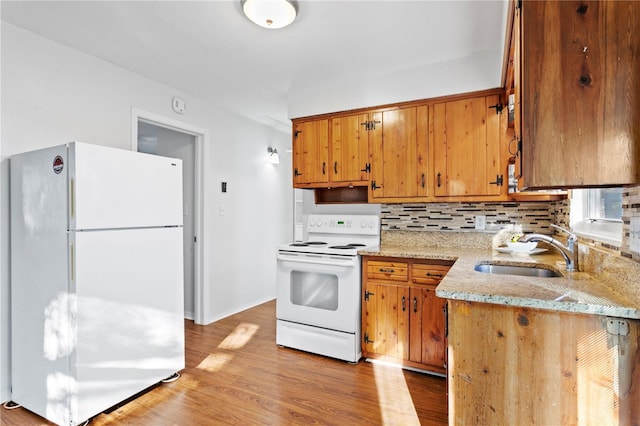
[1,1,509,134]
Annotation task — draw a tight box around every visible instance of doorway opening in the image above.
[131,109,207,324]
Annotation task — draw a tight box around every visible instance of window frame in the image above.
[570,188,623,247]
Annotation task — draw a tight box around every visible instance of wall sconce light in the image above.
[267,147,280,164]
[242,0,298,29]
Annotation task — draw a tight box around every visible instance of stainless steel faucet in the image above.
[519,224,579,271]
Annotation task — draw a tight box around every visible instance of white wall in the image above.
[0,23,292,401]
[287,50,503,119]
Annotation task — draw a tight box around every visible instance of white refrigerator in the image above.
[10,142,185,425]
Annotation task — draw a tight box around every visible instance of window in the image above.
[570,187,623,246]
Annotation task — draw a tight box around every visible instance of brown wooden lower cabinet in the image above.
[447,299,640,425]
[361,256,451,374]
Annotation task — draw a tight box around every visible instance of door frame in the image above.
[131,108,207,325]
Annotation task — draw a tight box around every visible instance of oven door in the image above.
[276,251,360,333]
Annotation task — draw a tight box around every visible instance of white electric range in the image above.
[275,214,380,362]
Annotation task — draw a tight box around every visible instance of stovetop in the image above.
[278,214,380,256]
[278,241,380,256]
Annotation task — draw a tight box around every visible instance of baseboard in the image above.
[198,297,275,325]
[1,386,10,404]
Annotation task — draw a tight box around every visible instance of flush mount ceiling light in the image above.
[242,0,297,29]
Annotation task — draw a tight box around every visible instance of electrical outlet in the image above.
[475,215,486,230]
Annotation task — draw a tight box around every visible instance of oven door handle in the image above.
[277,253,356,267]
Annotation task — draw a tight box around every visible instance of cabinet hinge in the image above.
[360,120,381,131]
[606,318,630,336]
[489,103,505,114]
[364,332,374,344]
[370,180,382,191]
[361,163,371,173]
[489,174,504,186]
[364,290,375,301]
[294,129,302,139]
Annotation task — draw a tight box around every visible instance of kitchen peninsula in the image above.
[360,232,640,425]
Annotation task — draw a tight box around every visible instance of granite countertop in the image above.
[359,245,640,319]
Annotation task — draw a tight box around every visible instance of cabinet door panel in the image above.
[381,108,417,197]
[409,288,424,363]
[331,114,369,183]
[420,286,446,368]
[377,283,401,358]
[397,286,410,360]
[293,120,329,186]
[521,0,640,187]
[370,107,428,199]
[362,281,377,356]
[434,96,502,197]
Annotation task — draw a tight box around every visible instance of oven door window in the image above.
[290,271,338,311]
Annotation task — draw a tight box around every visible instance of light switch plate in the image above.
[475,215,486,230]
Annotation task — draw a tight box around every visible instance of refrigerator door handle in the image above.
[70,178,76,219]
[70,243,75,284]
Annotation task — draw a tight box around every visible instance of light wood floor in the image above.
[0,300,447,425]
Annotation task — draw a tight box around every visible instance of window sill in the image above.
[572,220,622,247]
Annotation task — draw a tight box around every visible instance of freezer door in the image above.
[71,227,185,423]
[69,142,183,230]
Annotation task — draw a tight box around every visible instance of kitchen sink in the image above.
[474,262,563,278]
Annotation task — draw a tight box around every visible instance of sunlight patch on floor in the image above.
[196,352,234,373]
[217,323,259,350]
[373,362,421,425]
[577,328,617,423]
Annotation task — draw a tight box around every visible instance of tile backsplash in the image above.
[381,201,566,235]
[623,185,640,262]
[381,184,640,265]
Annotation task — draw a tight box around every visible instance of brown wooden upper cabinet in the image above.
[369,106,430,200]
[433,94,503,197]
[330,113,371,185]
[292,119,329,187]
[291,88,521,202]
[517,0,640,188]
[292,115,370,189]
